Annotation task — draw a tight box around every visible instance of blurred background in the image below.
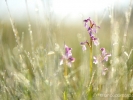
[0,0,133,100]
[0,0,133,65]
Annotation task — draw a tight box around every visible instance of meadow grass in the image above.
[0,0,133,100]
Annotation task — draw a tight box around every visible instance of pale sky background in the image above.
[0,0,131,22]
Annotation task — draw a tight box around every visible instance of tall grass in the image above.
[0,0,133,100]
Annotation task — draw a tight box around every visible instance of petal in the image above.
[66,51,72,58]
[65,45,72,58]
[80,41,88,51]
[84,23,88,28]
[83,19,88,22]
[93,39,99,46]
[65,46,72,53]
[104,54,111,61]
[107,54,111,57]
[92,25,100,33]
[82,45,87,51]
[80,42,85,45]
[100,48,105,52]
[104,56,108,61]
[67,56,75,67]
[100,48,106,55]
[68,56,75,63]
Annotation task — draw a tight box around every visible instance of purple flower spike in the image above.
[84,17,100,34]
[93,48,111,64]
[93,48,111,75]
[60,44,75,67]
[83,17,100,46]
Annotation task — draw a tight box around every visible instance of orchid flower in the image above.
[93,48,111,75]
[81,17,100,49]
[60,45,75,67]
[100,48,111,62]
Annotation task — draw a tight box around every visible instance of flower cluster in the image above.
[81,17,100,50]
[59,17,111,76]
[60,45,75,67]
[93,48,111,64]
[93,48,111,75]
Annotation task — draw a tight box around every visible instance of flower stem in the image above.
[64,64,68,77]
[87,39,93,99]
[63,89,68,100]
[90,39,93,76]
[64,64,68,100]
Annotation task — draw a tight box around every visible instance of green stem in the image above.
[64,64,67,77]
[87,39,93,100]
[63,90,68,100]
[90,39,93,76]
[64,64,68,100]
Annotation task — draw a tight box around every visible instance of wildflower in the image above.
[84,17,100,34]
[83,17,90,28]
[60,45,75,67]
[65,45,72,58]
[93,48,111,64]
[81,44,87,51]
[87,23,100,34]
[82,17,100,47]
[90,35,99,46]
[93,48,111,75]
[80,41,91,51]
[80,41,87,51]
[100,48,111,62]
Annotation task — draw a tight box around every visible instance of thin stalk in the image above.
[64,64,68,77]
[25,0,34,55]
[87,71,96,100]
[86,38,93,100]
[5,0,20,48]
[122,0,132,52]
[90,39,93,76]
[63,90,68,100]
[63,64,68,100]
